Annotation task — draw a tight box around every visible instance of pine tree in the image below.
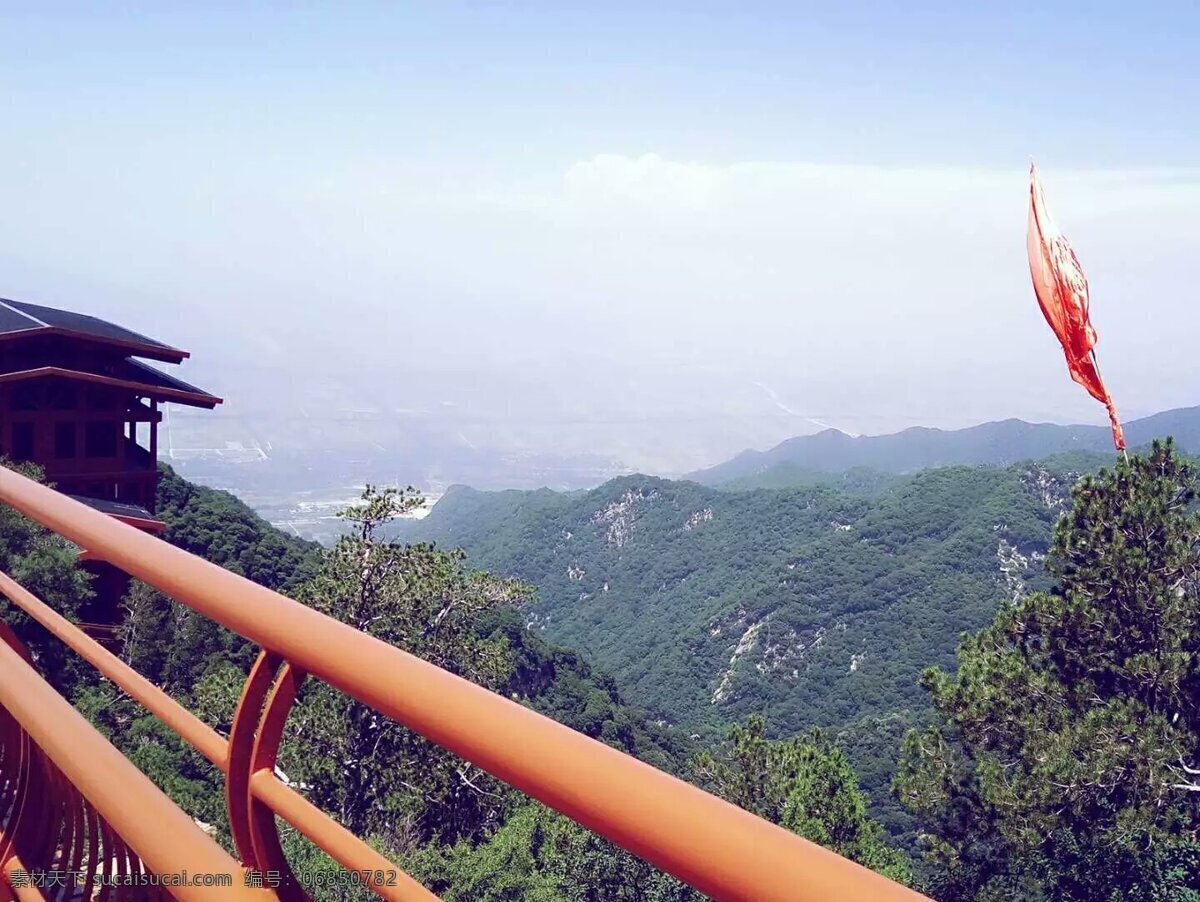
[894,440,1200,900]
[695,715,911,885]
[280,485,529,843]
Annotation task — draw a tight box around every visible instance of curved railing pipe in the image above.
[0,465,928,902]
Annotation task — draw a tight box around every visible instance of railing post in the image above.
[0,638,267,900]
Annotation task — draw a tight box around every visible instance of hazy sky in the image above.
[2,3,1197,471]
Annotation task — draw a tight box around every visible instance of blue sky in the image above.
[6,3,1196,166]
[2,3,1197,470]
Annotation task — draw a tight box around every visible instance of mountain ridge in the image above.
[684,405,1200,485]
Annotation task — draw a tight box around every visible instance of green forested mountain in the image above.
[146,466,689,771]
[396,458,1100,736]
[686,406,1200,485]
[897,442,1200,899]
[394,453,1122,842]
[720,463,903,494]
[14,444,1199,897]
[156,464,323,593]
[113,472,904,897]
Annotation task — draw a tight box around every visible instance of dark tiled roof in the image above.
[68,495,159,523]
[0,363,221,408]
[0,303,39,333]
[0,298,185,359]
[125,358,218,400]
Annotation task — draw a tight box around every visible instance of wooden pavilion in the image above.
[0,297,222,631]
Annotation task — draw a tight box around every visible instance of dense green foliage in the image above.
[403,713,909,900]
[719,463,902,494]
[894,441,1200,899]
[92,474,904,897]
[14,435,1200,897]
[0,458,93,693]
[396,457,1110,843]
[403,803,700,901]
[281,485,524,843]
[694,715,910,884]
[122,464,324,696]
[398,462,1104,735]
[157,463,321,593]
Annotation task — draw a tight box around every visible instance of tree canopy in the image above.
[281,485,526,844]
[0,457,93,692]
[694,715,911,886]
[895,440,1200,899]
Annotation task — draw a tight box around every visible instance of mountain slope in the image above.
[398,456,1114,844]
[397,457,1099,740]
[151,468,690,768]
[685,405,1200,485]
[720,464,902,494]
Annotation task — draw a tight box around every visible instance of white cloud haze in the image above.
[3,148,1197,472]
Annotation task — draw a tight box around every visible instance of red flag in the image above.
[1026,163,1125,451]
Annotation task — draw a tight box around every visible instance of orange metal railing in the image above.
[0,465,929,902]
[0,630,269,901]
